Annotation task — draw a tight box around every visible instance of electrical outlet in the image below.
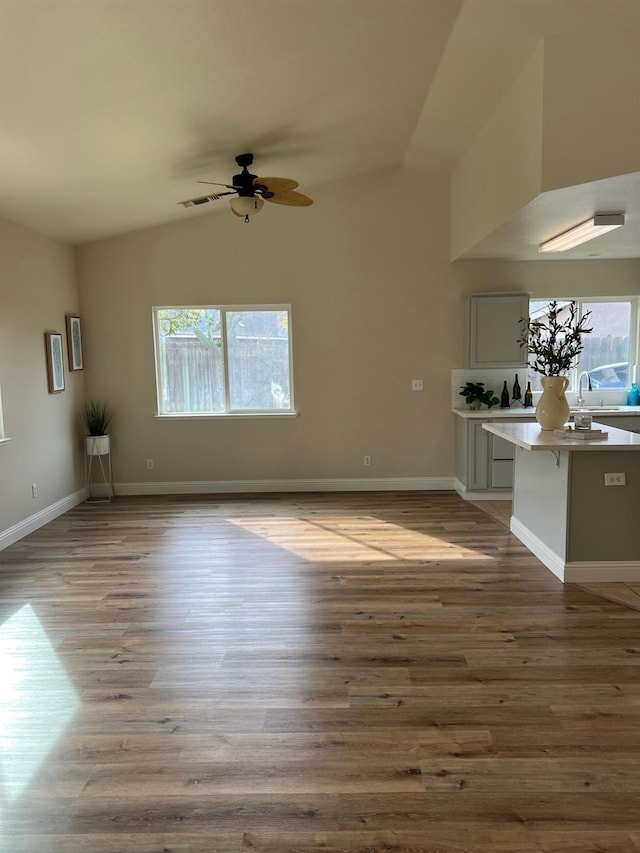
[363,455,372,466]
[604,472,626,486]
[411,379,424,391]
[31,483,38,499]
[146,459,154,470]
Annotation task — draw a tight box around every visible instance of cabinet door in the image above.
[491,460,514,489]
[597,416,640,433]
[491,434,515,461]
[489,418,535,489]
[468,420,489,490]
[466,293,529,368]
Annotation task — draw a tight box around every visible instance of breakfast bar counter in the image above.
[483,421,640,583]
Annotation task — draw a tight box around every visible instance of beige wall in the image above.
[450,45,544,260]
[77,170,461,486]
[542,13,640,192]
[0,216,85,537]
[451,11,640,259]
[453,258,640,300]
[75,167,640,491]
[0,164,637,540]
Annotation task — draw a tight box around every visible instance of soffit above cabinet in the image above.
[457,173,640,261]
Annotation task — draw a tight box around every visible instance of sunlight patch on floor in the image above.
[0,604,78,803]
[228,515,496,563]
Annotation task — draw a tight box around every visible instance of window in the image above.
[527,298,636,392]
[154,306,294,415]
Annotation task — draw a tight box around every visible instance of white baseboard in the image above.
[106,476,456,496]
[564,561,640,583]
[510,517,640,583]
[454,480,512,501]
[0,487,86,552]
[510,516,566,581]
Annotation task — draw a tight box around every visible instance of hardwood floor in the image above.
[2,491,640,852]
[471,498,640,613]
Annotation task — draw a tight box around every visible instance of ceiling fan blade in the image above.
[197,180,242,190]
[254,176,299,193]
[177,190,234,207]
[265,190,313,207]
[181,158,309,213]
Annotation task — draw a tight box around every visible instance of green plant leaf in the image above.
[80,400,112,435]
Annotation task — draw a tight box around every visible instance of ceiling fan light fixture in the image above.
[538,214,625,253]
[229,195,264,222]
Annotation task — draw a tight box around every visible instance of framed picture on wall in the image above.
[45,332,65,393]
[66,315,83,371]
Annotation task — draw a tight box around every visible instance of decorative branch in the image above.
[518,301,592,376]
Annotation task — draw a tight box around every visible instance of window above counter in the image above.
[528,297,638,394]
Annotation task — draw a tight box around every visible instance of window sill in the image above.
[155,412,298,420]
[0,437,12,446]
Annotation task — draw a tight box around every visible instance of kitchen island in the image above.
[483,421,640,583]
[453,405,640,500]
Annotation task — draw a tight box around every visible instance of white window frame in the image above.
[530,296,639,395]
[152,304,296,418]
[0,383,10,445]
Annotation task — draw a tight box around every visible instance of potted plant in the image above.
[80,400,112,456]
[459,381,499,410]
[518,301,592,429]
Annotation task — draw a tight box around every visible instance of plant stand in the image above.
[85,436,113,502]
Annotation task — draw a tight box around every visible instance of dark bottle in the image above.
[500,380,510,408]
[524,381,533,408]
[512,373,521,401]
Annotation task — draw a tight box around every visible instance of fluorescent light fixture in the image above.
[539,214,625,253]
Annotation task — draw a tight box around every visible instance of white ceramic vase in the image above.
[536,376,570,430]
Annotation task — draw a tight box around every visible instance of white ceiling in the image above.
[0,0,637,257]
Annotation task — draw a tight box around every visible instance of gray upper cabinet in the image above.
[465,292,529,368]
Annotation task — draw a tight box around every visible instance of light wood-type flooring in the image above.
[2,491,640,852]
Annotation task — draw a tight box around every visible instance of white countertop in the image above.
[453,406,640,420]
[453,407,535,419]
[483,421,640,452]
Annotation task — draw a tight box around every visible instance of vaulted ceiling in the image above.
[0,0,637,258]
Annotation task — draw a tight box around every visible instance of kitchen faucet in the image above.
[576,371,592,407]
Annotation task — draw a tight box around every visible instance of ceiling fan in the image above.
[178,152,313,222]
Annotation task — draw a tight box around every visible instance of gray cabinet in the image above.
[456,417,487,491]
[469,420,490,490]
[491,433,515,488]
[455,415,535,495]
[597,416,640,433]
[456,413,640,497]
[465,292,529,369]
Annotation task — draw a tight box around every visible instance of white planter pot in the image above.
[85,434,110,456]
